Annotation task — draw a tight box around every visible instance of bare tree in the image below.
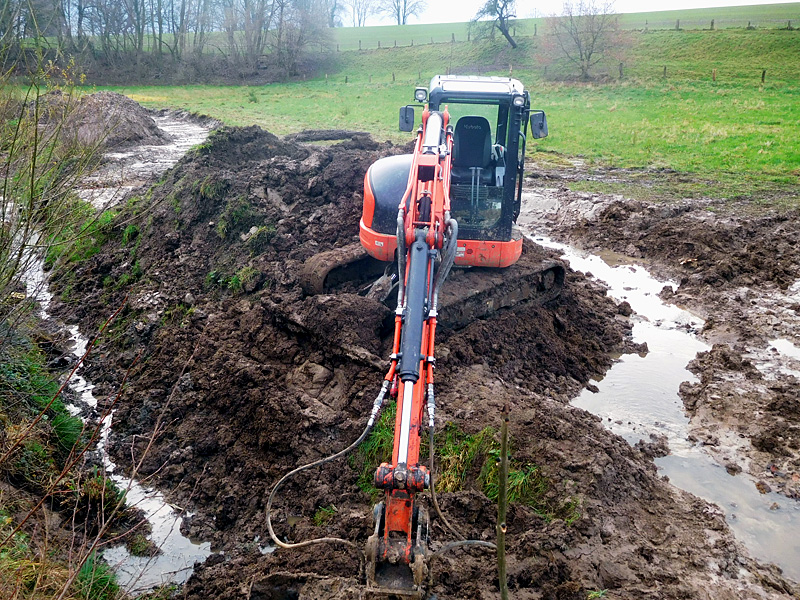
[546,0,624,80]
[324,0,345,26]
[344,0,373,26]
[380,0,424,25]
[472,0,517,49]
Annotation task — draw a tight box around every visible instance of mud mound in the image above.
[286,129,371,143]
[566,199,800,291]
[41,90,169,149]
[50,127,798,599]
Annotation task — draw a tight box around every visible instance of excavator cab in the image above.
[361,75,548,269]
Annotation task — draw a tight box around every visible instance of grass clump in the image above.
[215,195,258,240]
[350,408,579,521]
[247,224,276,254]
[45,200,118,268]
[75,553,122,600]
[121,224,139,246]
[350,401,396,499]
[312,505,337,526]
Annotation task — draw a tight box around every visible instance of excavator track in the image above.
[298,244,386,295]
[438,259,565,329]
[298,242,566,328]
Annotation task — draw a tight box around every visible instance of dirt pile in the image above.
[50,127,799,598]
[41,90,169,149]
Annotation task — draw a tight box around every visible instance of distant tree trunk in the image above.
[496,20,517,49]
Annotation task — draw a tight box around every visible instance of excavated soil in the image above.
[522,174,800,503]
[49,123,800,598]
[41,90,170,149]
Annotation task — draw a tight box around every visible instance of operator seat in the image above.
[451,116,493,186]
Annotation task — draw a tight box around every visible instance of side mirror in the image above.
[529,111,548,139]
[399,106,415,132]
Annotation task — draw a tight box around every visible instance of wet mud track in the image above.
[521,182,800,504]
[50,114,800,598]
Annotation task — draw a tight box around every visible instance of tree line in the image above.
[1,0,393,78]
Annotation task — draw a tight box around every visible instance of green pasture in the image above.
[96,25,800,203]
[331,3,800,51]
[105,78,799,176]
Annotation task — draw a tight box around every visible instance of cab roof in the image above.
[428,75,526,102]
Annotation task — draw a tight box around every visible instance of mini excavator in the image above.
[270,76,563,598]
[360,76,558,596]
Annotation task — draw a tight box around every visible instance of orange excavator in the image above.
[269,76,563,598]
[361,75,560,596]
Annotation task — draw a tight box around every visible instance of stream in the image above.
[24,112,215,593]
[518,223,800,581]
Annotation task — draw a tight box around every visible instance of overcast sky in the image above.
[363,0,798,26]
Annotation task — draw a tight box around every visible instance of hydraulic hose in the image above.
[265,380,390,554]
[432,216,458,313]
[434,539,497,556]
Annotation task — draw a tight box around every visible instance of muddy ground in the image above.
[521,171,800,503]
[47,111,800,599]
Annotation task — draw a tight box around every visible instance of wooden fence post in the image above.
[394,40,397,47]
[358,40,361,50]
[711,19,714,30]
[345,76,348,83]
[663,65,667,78]
[534,23,537,36]
[712,68,717,81]
[392,72,395,82]
[675,19,680,30]
[378,40,380,48]
[762,69,766,83]
[619,62,624,78]
[468,31,471,41]
[451,33,455,42]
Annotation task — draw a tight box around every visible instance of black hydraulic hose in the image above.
[265,380,390,554]
[432,217,458,312]
[396,209,406,309]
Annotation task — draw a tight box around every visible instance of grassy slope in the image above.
[331,3,800,50]
[99,19,800,202]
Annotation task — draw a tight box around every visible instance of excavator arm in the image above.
[365,108,459,597]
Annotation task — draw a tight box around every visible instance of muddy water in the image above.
[22,113,216,591]
[526,233,800,580]
[78,113,212,209]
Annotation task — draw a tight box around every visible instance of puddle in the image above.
[769,338,800,362]
[527,233,800,581]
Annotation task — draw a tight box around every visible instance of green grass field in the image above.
[96,12,800,204]
[330,3,800,50]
